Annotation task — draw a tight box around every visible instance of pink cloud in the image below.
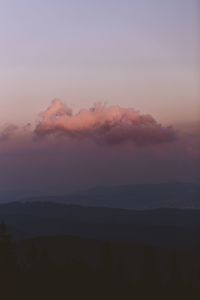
[35,99,176,146]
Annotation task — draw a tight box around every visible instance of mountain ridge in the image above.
[0,182,199,209]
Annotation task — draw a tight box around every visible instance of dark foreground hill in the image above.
[1,202,200,299]
[1,202,200,247]
[1,232,200,300]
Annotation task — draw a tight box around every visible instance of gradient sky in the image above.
[0,0,199,126]
[0,0,199,193]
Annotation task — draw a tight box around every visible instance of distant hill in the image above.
[1,182,200,247]
[0,189,47,203]
[16,182,200,210]
[71,182,200,209]
[1,202,200,247]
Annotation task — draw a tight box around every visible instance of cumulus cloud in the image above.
[35,99,176,146]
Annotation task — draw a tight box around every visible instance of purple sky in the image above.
[0,0,199,192]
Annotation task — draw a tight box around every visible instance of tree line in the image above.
[1,222,200,300]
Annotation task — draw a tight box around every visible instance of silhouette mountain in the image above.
[3,182,199,209]
[1,202,200,247]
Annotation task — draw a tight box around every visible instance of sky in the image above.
[0,0,199,125]
[0,0,199,193]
